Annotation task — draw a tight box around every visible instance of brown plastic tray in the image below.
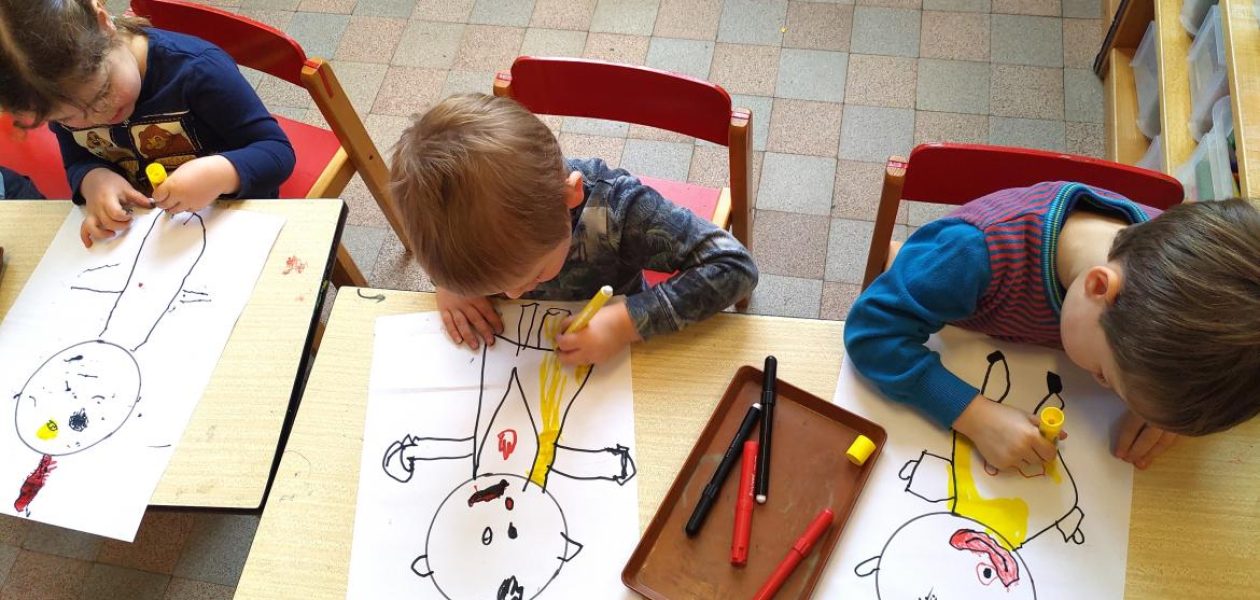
[623,365,886,600]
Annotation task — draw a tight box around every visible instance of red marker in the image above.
[752,508,835,600]
[730,440,758,566]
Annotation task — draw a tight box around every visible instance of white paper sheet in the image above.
[0,207,283,541]
[348,302,639,600]
[818,327,1133,600]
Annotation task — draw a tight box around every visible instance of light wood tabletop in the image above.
[237,288,1260,599]
[0,199,345,509]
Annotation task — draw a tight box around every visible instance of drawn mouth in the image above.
[949,529,1020,587]
[498,575,525,600]
[468,478,510,506]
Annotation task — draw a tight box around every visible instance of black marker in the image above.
[685,402,762,537]
[755,356,776,504]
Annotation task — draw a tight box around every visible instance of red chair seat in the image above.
[637,175,723,287]
[273,115,341,199]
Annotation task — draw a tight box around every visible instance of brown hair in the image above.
[0,0,149,127]
[390,93,571,295]
[1102,198,1260,435]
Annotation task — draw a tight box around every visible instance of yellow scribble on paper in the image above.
[530,316,590,486]
[949,436,1029,549]
[36,419,59,441]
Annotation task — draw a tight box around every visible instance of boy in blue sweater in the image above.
[0,0,294,247]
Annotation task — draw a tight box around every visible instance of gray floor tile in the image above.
[392,20,465,68]
[354,0,415,17]
[171,514,259,587]
[785,2,853,51]
[442,69,498,97]
[921,10,990,61]
[0,543,17,582]
[710,43,781,95]
[520,28,589,57]
[991,14,1062,67]
[827,217,906,283]
[78,564,170,600]
[285,12,350,59]
[917,58,990,114]
[238,66,264,90]
[924,0,990,9]
[833,159,897,221]
[342,225,390,275]
[748,274,823,318]
[591,0,660,35]
[620,139,694,181]
[756,153,837,215]
[776,49,849,102]
[559,134,626,166]
[752,210,831,279]
[989,116,1066,151]
[243,0,298,8]
[342,174,393,229]
[991,64,1064,119]
[1063,18,1103,69]
[414,0,477,21]
[563,117,631,137]
[646,38,715,80]
[1064,68,1104,123]
[470,0,536,26]
[326,61,388,115]
[163,578,235,600]
[851,7,921,57]
[915,110,989,144]
[846,54,917,108]
[820,281,862,320]
[905,200,957,225]
[365,114,414,158]
[767,98,844,156]
[1066,121,1105,158]
[371,232,436,292]
[718,0,788,45]
[993,0,1060,15]
[1063,0,1102,18]
[839,105,915,162]
[21,523,103,561]
[731,94,774,152]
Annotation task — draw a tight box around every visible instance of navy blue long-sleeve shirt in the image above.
[52,28,294,204]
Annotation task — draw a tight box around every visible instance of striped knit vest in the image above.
[948,181,1160,349]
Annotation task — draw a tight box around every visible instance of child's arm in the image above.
[51,123,129,205]
[610,175,758,341]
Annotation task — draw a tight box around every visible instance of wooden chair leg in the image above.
[862,157,909,291]
[330,243,368,288]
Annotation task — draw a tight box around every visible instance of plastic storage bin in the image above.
[1136,134,1164,172]
[1181,0,1219,35]
[1210,95,1234,142]
[1175,131,1237,201]
[1131,21,1161,138]
[1188,5,1228,140]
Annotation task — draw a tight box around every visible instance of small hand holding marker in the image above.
[149,155,239,215]
[555,285,641,366]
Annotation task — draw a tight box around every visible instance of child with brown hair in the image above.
[0,0,294,246]
[846,183,1260,471]
[391,93,758,366]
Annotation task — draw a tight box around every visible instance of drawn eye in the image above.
[976,562,997,585]
[507,522,518,540]
[481,526,493,546]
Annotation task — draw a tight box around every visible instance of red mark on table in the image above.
[283,256,307,275]
[498,429,518,460]
[14,454,56,514]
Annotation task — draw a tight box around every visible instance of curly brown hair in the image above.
[1102,198,1260,435]
[0,0,149,127]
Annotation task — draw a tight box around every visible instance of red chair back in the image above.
[899,143,1184,209]
[501,56,733,146]
[0,114,72,199]
[130,0,308,86]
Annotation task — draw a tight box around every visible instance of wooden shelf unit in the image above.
[1101,0,1260,198]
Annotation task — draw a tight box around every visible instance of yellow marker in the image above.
[564,285,613,334]
[145,163,167,187]
[846,434,875,466]
[1039,407,1064,443]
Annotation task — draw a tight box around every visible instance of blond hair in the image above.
[0,0,149,126]
[1102,198,1260,435]
[390,94,571,295]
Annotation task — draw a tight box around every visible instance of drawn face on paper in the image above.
[14,340,141,456]
[856,513,1035,600]
[423,474,578,600]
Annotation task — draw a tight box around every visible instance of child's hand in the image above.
[954,395,1063,470]
[79,168,151,248]
[435,287,503,350]
[152,155,240,214]
[1114,409,1178,470]
[555,304,641,366]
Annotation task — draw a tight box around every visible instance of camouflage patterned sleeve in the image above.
[611,175,758,340]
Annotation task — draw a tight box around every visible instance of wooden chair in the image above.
[492,56,753,308]
[862,143,1186,290]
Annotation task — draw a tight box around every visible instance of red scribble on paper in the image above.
[283,256,307,275]
[498,429,518,460]
[14,454,56,513]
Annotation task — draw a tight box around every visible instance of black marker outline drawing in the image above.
[11,210,212,516]
[379,303,637,600]
[854,350,1087,600]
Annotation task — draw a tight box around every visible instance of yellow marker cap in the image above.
[1039,406,1065,443]
[846,434,875,466]
[146,163,168,187]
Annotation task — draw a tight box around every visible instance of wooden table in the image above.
[237,289,1260,599]
[0,199,346,509]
